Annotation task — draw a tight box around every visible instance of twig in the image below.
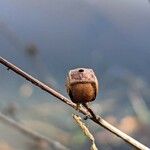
[0,112,69,150]
[82,103,97,120]
[73,114,98,150]
[0,56,149,150]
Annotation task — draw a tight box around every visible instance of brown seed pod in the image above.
[66,68,99,104]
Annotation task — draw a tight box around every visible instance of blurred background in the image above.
[0,0,150,149]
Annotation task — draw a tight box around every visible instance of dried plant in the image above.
[0,57,149,150]
[73,114,98,150]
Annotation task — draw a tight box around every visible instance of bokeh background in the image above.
[0,0,150,149]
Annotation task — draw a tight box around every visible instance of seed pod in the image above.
[66,68,99,104]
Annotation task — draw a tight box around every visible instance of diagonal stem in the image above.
[0,112,69,150]
[0,56,149,150]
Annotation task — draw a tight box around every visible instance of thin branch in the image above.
[0,112,69,150]
[82,103,97,119]
[0,56,149,150]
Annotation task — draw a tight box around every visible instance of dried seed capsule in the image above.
[66,68,99,104]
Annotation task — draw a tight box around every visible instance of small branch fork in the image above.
[0,56,149,150]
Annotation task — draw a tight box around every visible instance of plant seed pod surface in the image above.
[66,68,99,104]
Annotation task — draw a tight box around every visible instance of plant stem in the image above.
[0,56,149,150]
